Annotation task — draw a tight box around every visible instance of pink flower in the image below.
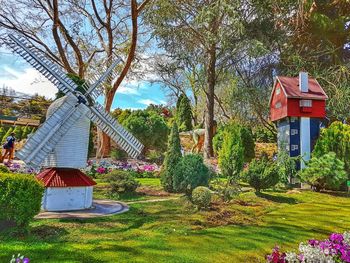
[96,167,106,174]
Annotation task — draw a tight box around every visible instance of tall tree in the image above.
[0,0,151,156]
[176,94,193,132]
[146,0,243,158]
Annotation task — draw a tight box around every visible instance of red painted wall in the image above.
[270,82,326,121]
[270,82,288,121]
[287,98,326,118]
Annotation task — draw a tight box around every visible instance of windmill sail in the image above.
[6,35,77,95]
[16,94,90,167]
[90,102,144,158]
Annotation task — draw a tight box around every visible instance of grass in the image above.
[1,179,350,262]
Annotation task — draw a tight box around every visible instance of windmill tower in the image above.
[6,35,144,211]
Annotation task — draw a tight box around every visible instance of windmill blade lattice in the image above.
[90,102,144,159]
[17,94,90,168]
[6,35,77,95]
[7,34,144,164]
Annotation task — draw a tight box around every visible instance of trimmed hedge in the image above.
[0,172,44,229]
[192,186,212,209]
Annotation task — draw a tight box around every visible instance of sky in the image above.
[0,48,168,110]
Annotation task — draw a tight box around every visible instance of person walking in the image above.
[0,132,16,164]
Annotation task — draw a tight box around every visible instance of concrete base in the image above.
[36,200,129,219]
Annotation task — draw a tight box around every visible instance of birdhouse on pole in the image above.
[270,72,328,172]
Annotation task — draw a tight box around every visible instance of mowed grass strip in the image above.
[1,180,350,263]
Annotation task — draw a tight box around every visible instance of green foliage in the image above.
[299,152,347,191]
[21,126,31,140]
[13,126,23,141]
[242,157,280,193]
[214,123,255,162]
[313,122,350,174]
[0,126,5,143]
[173,154,211,195]
[176,94,193,132]
[0,166,9,173]
[277,150,300,184]
[218,124,245,181]
[0,172,44,230]
[122,109,169,153]
[145,150,164,165]
[2,127,13,144]
[253,127,276,143]
[191,186,212,209]
[111,148,128,160]
[161,122,182,192]
[105,170,140,194]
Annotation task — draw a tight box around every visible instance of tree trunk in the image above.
[203,44,216,159]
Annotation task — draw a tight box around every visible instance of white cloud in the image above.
[0,66,57,99]
[117,85,140,95]
[138,99,158,105]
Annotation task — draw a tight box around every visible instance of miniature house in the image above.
[270,72,328,170]
[37,168,96,211]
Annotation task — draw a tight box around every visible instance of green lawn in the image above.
[1,179,350,262]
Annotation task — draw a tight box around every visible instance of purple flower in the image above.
[23,258,30,263]
[341,249,350,262]
[298,253,304,261]
[329,233,344,243]
[308,239,319,246]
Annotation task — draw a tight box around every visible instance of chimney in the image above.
[299,72,309,92]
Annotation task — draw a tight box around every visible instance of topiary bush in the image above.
[161,122,182,192]
[0,173,44,230]
[218,125,245,182]
[191,186,212,209]
[242,157,280,193]
[313,121,350,174]
[299,152,347,191]
[173,154,211,195]
[104,170,140,194]
[214,122,255,162]
[176,94,193,132]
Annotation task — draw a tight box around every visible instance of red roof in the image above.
[37,168,97,187]
[276,76,328,100]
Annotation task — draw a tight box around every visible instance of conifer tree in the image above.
[161,122,182,192]
[176,94,193,132]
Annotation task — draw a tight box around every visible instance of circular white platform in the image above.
[35,200,129,219]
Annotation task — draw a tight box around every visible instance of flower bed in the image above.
[267,231,350,262]
[83,159,161,178]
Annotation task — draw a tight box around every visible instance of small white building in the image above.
[37,168,96,211]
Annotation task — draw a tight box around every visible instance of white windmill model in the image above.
[6,35,144,211]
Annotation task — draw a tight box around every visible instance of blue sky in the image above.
[0,48,167,110]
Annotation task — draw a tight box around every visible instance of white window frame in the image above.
[291,129,298,136]
[276,88,281,95]
[275,102,282,109]
[291,145,299,151]
[300,99,312,107]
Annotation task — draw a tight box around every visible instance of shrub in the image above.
[299,152,347,191]
[105,170,140,194]
[214,123,255,162]
[218,125,245,182]
[242,157,280,192]
[161,122,182,192]
[122,109,169,152]
[192,186,212,209]
[0,173,44,230]
[277,150,299,184]
[176,94,193,132]
[173,154,211,195]
[0,165,9,173]
[111,148,128,160]
[313,121,350,174]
